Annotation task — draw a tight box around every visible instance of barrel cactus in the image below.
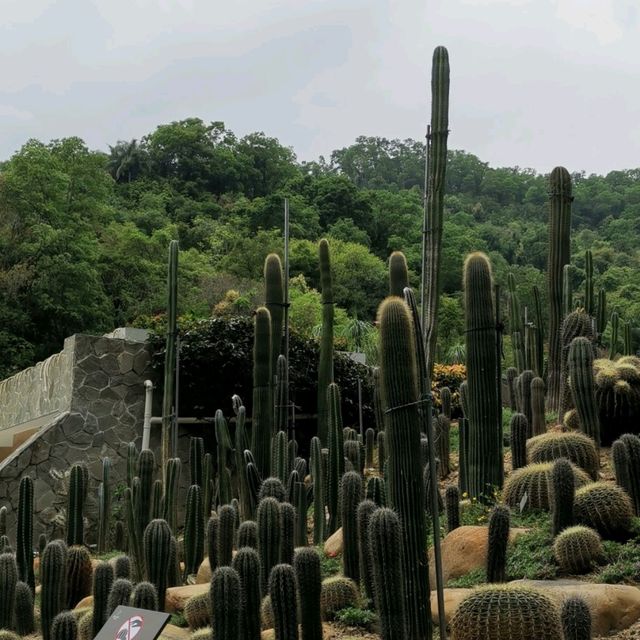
[552,525,603,574]
[527,431,599,480]
[561,595,592,640]
[184,591,211,630]
[131,581,158,610]
[51,611,78,640]
[574,482,634,539]
[320,576,360,619]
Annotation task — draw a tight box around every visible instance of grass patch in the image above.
[447,567,486,588]
[334,607,377,629]
[319,547,342,579]
[170,612,188,628]
[506,520,556,580]
[596,523,640,584]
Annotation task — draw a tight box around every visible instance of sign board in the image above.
[94,606,170,640]
[519,491,528,513]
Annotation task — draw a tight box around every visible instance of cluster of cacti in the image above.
[573,482,634,539]
[450,585,563,640]
[502,462,591,511]
[527,431,599,480]
[552,525,603,574]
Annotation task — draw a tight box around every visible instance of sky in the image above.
[0,0,638,174]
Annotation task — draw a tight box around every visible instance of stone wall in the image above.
[0,333,152,541]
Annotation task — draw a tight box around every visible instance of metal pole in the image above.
[142,380,154,450]
[284,198,291,442]
[357,378,363,438]
[420,125,431,341]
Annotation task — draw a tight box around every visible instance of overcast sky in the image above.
[0,0,638,174]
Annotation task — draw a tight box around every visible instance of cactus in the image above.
[553,525,603,574]
[237,520,258,550]
[624,321,633,355]
[377,430,386,474]
[294,481,307,549]
[363,427,375,469]
[0,536,11,554]
[66,464,85,546]
[610,311,619,357]
[0,552,17,630]
[584,249,594,314]
[550,458,575,536]
[368,507,406,640]
[320,576,360,620]
[377,295,431,638]
[168,535,180,588]
[259,477,286,503]
[445,486,460,532]
[339,471,363,582]
[66,545,93,609]
[38,533,48,556]
[503,462,591,511]
[215,410,233,506]
[516,370,534,432]
[458,417,469,494]
[269,564,298,640]
[151,478,163,520]
[184,592,210,630]
[163,457,181,533]
[207,513,219,572]
[107,578,133,616]
[327,383,345,534]
[613,434,640,515]
[450,585,562,640]
[16,475,34,593]
[184,485,205,576]
[422,46,450,377]
[143,519,171,610]
[275,355,289,433]
[464,253,502,500]
[137,449,155,549]
[214,503,235,568]
[561,595,592,640]
[574,482,633,540]
[424,462,443,516]
[252,307,273,478]
[92,561,114,638]
[354,499,376,604]
[131,581,158,611]
[273,431,289,486]
[436,414,451,478]
[257,497,281,596]
[265,253,284,386]
[14,581,34,635]
[41,540,68,640]
[596,287,606,338]
[279,502,295,566]
[344,440,361,474]
[293,548,322,640]
[190,437,204,487]
[365,477,386,507]
[486,505,510,583]
[0,506,6,536]
[232,547,261,640]
[317,239,334,445]
[527,431,599,480]
[568,337,600,446]
[530,377,546,436]
[388,251,409,297]
[510,413,528,471]
[310,437,325,544]
[548,167,573,413]
[211,566,241,640]
[505,368,518,411]
[94,458,110,556]
[51,611,78,640]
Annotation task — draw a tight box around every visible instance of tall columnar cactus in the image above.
[16,475,34,593]
[389,251,409,297]
[464,253,502,499]
[238,521,258,550]
[366,477,387,507]
[279,502,295,566]
[273,431,289,485]
[423,46,450,377]
[260,477,286,502]
[530,377,546,436]
[373,367,385,432]
[516,370,534,433]
[184,485,205,576]
[276,355,288,433]
[190,437,204,487]
[92,561,114,639]
[440,387,452,419]
[562,264,573,318]
[51,611,78,640]
[207,513,219,572]
[66,464,85,546]
[0,552,17,630]
[584,249,594,315]
[365,428,375,468]
[548,167,573,413]
[107,578,133,616]
[561,595,592,640]
[532,285,545,376]
[219,504,238,567]
[355,499,376,604]
[252,307,273,478]
[294,548,323,640]
[202,452,214,520]
[445,486,460,532]
[137,449,155,545]
[257,497,281,596]
[310,437,325,544]
[550,458,575,536]
[265,253,284,387]
[610,311,619,357]
[232,547,261,640]
[269,564,298,640]
[510,413,528,470]
[507,272,524,352]
[163,457,181,533]
[377,297,431,638]
[14,581,35,636]
[377,430,386,474]
[143,519,171,611]
[616,434,640,515]
[340,471,363,582]
[215,410,233,506]
[624,321,633,355]
[317,239,334,444]
[0,506,6,536]
[131,582,159,611]
[211,567,241,640]
[486,505,510,583]
[66,545,93,609]
[327,383,344,534]
[294,481,307,549]
[369,507,407,640]
[568,337,600,446]
[124,486,143,581]
[596,288,607,337]
[97,457,111,554]
[161,239,178,472]
[41,540,67,640]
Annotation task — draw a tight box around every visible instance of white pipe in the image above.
[142,380,154,450]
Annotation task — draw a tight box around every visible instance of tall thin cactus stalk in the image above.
[422,46,450,378]
[317,239,334,444]
[162,240,178,473]
[252,307,273,478]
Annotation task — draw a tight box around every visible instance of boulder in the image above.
[430,588,472,625]
[160,625,190,640]
[324,528,343,557]
[428,525,529,584]
[165,584,209,614]
[75,595,94,610]
[196,558,211,584]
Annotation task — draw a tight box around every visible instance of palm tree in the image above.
[108,139,144,182]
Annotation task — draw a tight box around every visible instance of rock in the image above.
[324,528,343,557]
[196,558,211,584]
[160,624,191,640]
[428,525,529,584]
[512,580,640,636]
[76,595,94,610]
[430,588,472,625]
[165,584,209,614]
[261,631,275,640]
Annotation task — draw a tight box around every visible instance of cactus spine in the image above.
[232,547,261,640]
[486,505,510,583]
[377,297,431,638]
[294,548,323,640]
[422,46,450,377]
[41,540,67,640]
[16,475,34,593]
[548,167,573,413]
[464,253,502,499]
[317,239,334,444]
[252,307,273,478]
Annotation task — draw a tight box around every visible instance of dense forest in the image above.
[1,117,639,379]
